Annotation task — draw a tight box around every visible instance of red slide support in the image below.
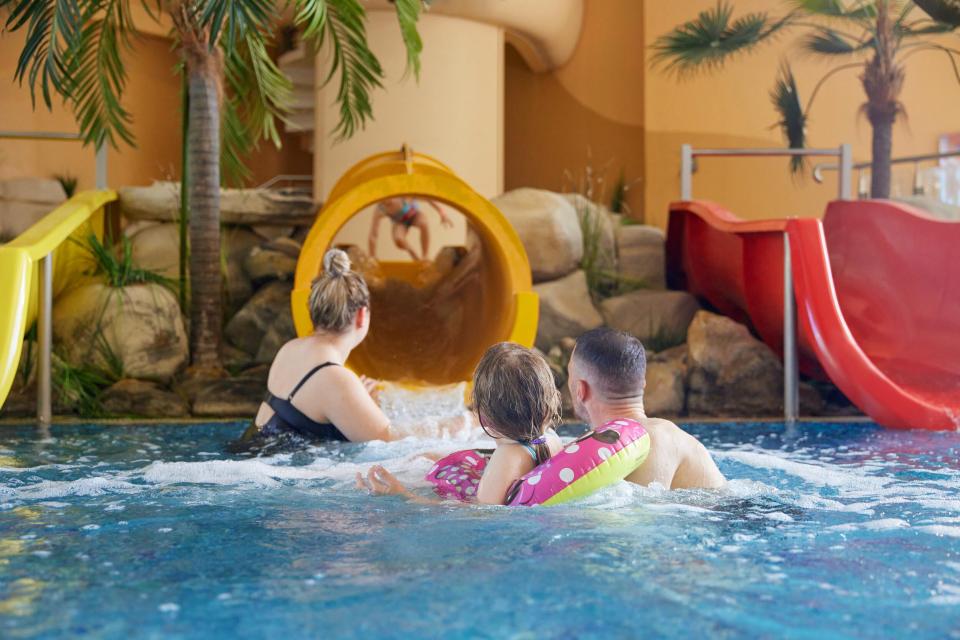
[667,199,960,431]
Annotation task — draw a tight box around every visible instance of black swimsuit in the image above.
[257,362,350,442]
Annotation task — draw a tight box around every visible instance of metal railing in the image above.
[813,149,960,198]
[0,131,109,425]
[256,174,313,192]
[679,144,854,425]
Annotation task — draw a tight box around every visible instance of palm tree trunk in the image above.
[187,66,223,372]
[862,1,903,199]
[869,111,895,199]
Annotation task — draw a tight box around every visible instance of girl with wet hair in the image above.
[357,342,564,504]
[238,248,393,447]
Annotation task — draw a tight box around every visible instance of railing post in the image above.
[783,232,799,425]
[838,143,853,200]
[681,144,693,200]
[37,253,53,426]
[95,142,108,189]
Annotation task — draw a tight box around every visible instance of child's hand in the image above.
[356,465,408,496]
[441,218,454,229]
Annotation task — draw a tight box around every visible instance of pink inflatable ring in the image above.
[426,419,650,506]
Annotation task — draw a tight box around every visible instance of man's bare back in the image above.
[624,416,726,490]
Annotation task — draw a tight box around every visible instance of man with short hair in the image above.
[567,327,726,490]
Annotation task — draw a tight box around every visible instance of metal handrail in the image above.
[678,143,853,426]
[257,174,313,190]
[812,149,960,183]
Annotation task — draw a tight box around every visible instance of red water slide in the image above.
[666,199,960,431]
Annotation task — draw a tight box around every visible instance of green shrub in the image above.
[81,234,174,289]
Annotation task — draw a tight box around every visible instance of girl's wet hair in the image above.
[472,342,561,465]
[308,249,370,333]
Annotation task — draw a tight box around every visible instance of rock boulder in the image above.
[119,182,316,225]
[600,290,699,348]
[492,188,582,283]
[100,379,189,417]
[53,283,188,382]
[685,311,783,416]
[533,270,603,351]
[617,224,666,289]
[224,281,294,355]
[0,178,67,240]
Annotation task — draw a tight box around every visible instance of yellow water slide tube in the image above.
[293,149,538,385]
[0,191,113,408]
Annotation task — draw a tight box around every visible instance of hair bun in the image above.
[323,248,351,277]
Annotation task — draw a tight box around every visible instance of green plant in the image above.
[53,173,78,198]
[52,354,114,418]
[643,324,689,354]
[3,0,427,375]
[79,234,174,289]
[653,1,959,198]
[566,154,649,302]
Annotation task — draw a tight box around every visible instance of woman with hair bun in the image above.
[238,248,392,445]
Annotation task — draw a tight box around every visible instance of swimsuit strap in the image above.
[286,362,338,401]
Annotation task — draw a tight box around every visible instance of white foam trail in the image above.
[716,450,891,492]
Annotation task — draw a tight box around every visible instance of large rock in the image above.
[243,237,300,284]
[128,223,262,312]
[190,373,265,417]
[255,307,297,364]
[129,223,180,279]
[686,311,783,416]
[53,283,188,382]
[561,193,616,272]
[617,225,666,289]
[533,270,603,351]
[0,178,67,240]
[100,379,189,417]
[645,346,688,416]
[492,188,582,283]
[600,290,699,349]
[119,182,316,225]
[224,281,294,355]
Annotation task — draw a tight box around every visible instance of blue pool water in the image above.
[0,421,958,639]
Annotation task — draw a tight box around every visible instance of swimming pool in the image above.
[1,421,958,639]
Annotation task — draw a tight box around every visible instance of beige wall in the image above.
[314,12,504,199]
[504,0,645,219]
[314,12,502,259]
[642,0,960,228]
[0,29,310,192]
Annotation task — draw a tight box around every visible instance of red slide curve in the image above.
[667,199,960,431]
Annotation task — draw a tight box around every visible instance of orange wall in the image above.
[642,0,960,228]
[504,0,646,218]
[0,30,310,191]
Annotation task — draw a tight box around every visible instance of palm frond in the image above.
[3,0,82,109]
[295,0,385,140]
[201,0,271,51]
[652,1,794,75]
[220,30,292,184]
[802,27,870,55]
[62,0,136,148]
[770,62,807,175]
[913,0,960,27]
[392,0,423,79]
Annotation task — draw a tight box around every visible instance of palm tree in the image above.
[2,0,426,376]
[653,1,959,199]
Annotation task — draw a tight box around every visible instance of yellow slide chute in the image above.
[0,191,113,408]
[293,149,538,385]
